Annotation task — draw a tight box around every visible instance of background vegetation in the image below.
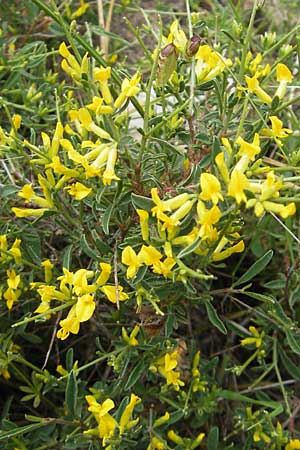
[1,1,300,449]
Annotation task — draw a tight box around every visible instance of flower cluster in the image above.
[84,393,141,448]
[158,20,232,85]
[150,350,184,391]
[33,262,129,340]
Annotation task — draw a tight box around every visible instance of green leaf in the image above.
[219,390,282,410]
[0,423,48,441]
[207,426,219,450]
[124,359,145,391]
[195,133,211,145]
[285,330,300,355]
[131,193,153,212]
[66,348,74,372]
[102,203,114,235]
[91,229,112,254]
[0,185,19,197]
[289,283,300,309]
[205,301,227,335]
[264,279,286,289]
[177,237,201,259]
[24,233,42,265]
[80,234,98,259]
[62,244,73,270]
[279,348,300,378]
[65,370,78,417]
[234,250,273,286]
[243,291,275,304]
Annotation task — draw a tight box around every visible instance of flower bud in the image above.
[157,43,178,86]
[185,35,202,57]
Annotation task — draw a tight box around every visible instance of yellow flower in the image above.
[87,96,113,115]
[76,294,95,322]
[244,73,272,104]
[261,115,292,147]
[197,201,221,240]
[36,284,66,307]
[102,144,120,185]
[168,20,187,53]
[155,351,184,390]
[191,432,205,448]
[122,246,141,278]
[195,45,231,82]
[84,396,117,441]
[215,152,229,184]
[261,201,296,218]
[151,188,190,216]
[199,173,223,204]
[42,259,53,283]
[59,42,88,82]
[235,133,261,172]
[12,207,49,218]
[172,227,199,247]
[153,412,170,428]
[221,137,233,155]
[119,393,141,434]
[259,170,282,201]
[253,424,271,444]
[114,73,141,109]
[72,269,95,296]
[101,285,129,303]
[57,305,80,340]
[286,439,300,450]
[77,108,111,140]
[152,257,176,278]
[8,238,22,264]
[12,114,22,131]
[49,121,64,158]
[241,325,264,348]
[212,234,245,261]
[228,169,249,204]
[161,200,194,232]
[136,209,149,241]
[168,430,184,445]
[122,325,140,346]
[47,156,80,177]
[94,66,113,104]
[275,63,293,99]
[70,0,90,19]
[248,52,270,77]
[18,183,52,208]
[96,262,112,286]
[65,182,92,200]
[147,437,165,450]
[138,245,162,267]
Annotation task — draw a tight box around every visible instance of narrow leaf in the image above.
[131,193,153,212]
[234,250,273,286]
[279,348,300,378]
[177,237,201,259]
[80,234,98,259]
[205,301,227,335]
[62,244,73,270]
[285,330,300,355]
[207,426,219,450]
[244,291,275,303]
[65,370,78,417]
[102,204,114,235]
[0,423,48,441]
[124,359,145,391]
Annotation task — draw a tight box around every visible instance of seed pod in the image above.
[157,43,178,86]
[185,35,202,57]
